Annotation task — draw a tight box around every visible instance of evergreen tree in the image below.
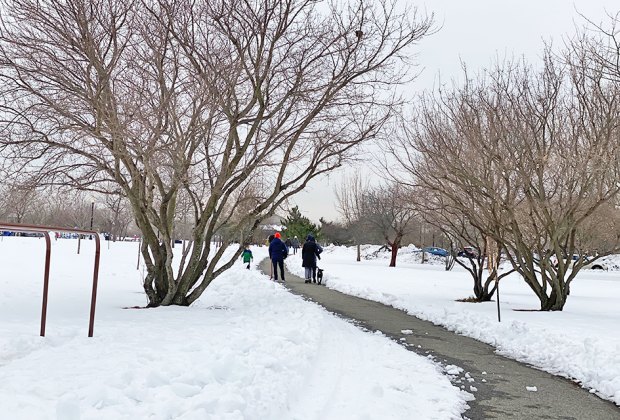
[281,206,321,241]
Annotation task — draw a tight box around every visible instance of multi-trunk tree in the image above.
[362,183,417,267]
[410,187,512,301]
[389,49,620,310]
[0,0,433,306]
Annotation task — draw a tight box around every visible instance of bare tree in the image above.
[337,174,416,267]
[336,173,370,261]
[576,202,620,254]
[364,183,417,267]
[411,187,514,301]
[0,0,433,306]
[389,49,620,310]
[319,218,353,246]
[0,183,41,224]
[99,193,132,241]
[573,11,620,83]
[33,188,93,229]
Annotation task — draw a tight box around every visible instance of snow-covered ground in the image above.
[286,245,620,406]
[0,237,469,419]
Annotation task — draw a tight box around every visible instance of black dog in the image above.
[316,268,324,285]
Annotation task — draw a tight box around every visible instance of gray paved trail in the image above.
[260,258,620,420]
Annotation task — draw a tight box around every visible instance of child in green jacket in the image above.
[241,248,253,269]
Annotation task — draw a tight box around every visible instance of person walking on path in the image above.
[285,237,293,252]
[267,234,275,279]
[241,248,253,269]
[269,232,288,282]
[302,234,322,284]
[292,236,300,255]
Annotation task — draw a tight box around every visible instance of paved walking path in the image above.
[260,259,619,420]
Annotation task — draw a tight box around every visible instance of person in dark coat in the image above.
[291,236,300,254]
[268,232,288,281]
[267,234,275,278]
[301,234,322,284]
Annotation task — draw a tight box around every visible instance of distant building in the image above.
[254,214,286,244]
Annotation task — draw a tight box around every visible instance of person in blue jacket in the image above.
[268,232,288,282]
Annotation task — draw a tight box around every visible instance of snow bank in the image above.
[287,245,620,406]
[325,243,446,265]
[0,238,468,419]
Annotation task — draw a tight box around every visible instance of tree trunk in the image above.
[357,243,361,262]
[445,254,455,271]
[389,239,401,267]
[471,282,496,302]
[474,271,497,302]
[144,247,176,307]
[515,260,568,311]
[540,288,567,311]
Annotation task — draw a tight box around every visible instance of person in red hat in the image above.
[268,232,288,282]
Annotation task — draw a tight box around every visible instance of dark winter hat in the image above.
[306,234,314,241]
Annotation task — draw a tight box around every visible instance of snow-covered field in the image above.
[286,245,620,406]
[0,237,469,419]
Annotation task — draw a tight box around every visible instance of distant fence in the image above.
[0,222,101,337]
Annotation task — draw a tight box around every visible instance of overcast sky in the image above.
[291,0,620,223]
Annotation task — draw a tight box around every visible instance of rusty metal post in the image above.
[0,222,103,337]
[88,234,101,337]
[40,232,52,337]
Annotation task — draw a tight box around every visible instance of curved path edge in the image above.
[259,258,619,420]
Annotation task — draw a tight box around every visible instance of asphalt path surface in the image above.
[260,258,620,420]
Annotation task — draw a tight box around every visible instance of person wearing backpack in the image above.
[268,232,288,282]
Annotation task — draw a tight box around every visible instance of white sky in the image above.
[292,0,620,223]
